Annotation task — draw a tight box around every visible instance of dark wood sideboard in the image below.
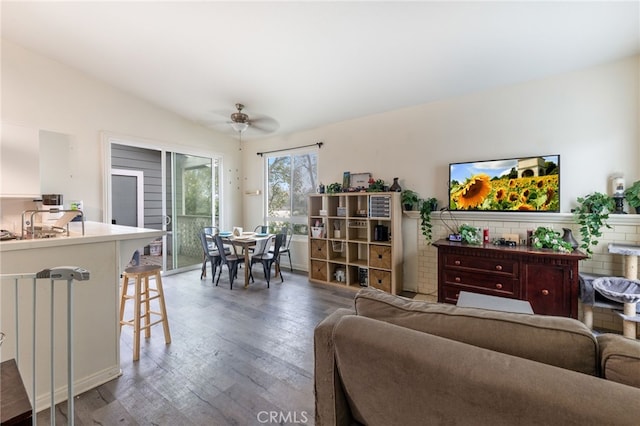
[433,239,587,318]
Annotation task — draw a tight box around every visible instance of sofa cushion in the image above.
[598,333,640,388]
[354,287,598,375]
[333,315,640,426]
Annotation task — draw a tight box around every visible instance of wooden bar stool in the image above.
[119,265,171,361]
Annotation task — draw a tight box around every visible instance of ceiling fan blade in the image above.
[249,115,280,134]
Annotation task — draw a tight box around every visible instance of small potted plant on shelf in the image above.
[573,192,615,257]
[401,189,419,211]
[326,182,342,194]
[531,227,573,253]
[624,180,640,214]
[367,178,386,192]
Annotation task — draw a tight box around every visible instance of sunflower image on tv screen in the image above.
[449,155,560,212]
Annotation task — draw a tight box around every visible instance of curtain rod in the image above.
[256,141,323,157]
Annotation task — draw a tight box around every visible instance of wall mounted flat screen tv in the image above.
[448,155,560,212]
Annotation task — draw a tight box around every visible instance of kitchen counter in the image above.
[1,221,163,252]
[1,222,165,411]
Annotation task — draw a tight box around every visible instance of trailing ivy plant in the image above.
[573,192,615,257]
[458,224,481,245]
[531,227,573,253]
[419,199,433,244]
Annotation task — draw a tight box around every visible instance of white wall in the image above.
[242,56,640,272]
[244,56,639,214]
[1,39,242,226]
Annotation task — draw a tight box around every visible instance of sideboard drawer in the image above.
[442,270,518,296]
[443,253,518,275]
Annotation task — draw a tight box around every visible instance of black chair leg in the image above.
[209,259,216,283]
[277,260,284,282]
[228,265,236,290]
[215,266,223,286]
[201,258,207,280]
[262,262,270,288]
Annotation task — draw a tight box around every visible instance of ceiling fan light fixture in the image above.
[230,121,249,133]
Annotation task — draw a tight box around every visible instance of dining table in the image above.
[221,232,274,288]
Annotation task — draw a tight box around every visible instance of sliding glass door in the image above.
[109,139,220,273]
[165,152,218,271]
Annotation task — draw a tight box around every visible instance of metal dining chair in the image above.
[253,225,269,234]
[200,227,230,279]
[199,231,222,282]
[270,225,293,272]
[249,225,270,254]
[213,234,252,289]
[251,233,284,288]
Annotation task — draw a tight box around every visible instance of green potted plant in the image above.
[326,182,342,194]
[367,179,386,192]
[573,192,615,256]
[531,227,573,253]
[624,180,640,214]
[401,189,419,211]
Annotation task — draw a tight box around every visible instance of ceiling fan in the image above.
[228,103,279,135]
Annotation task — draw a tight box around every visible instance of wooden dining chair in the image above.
[213,234,251,289]
[251,233,284,288]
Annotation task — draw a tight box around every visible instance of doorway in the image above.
[107,140,221,273]
[111,169,144,227]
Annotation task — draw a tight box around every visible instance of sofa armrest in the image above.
[598,333,640,388]
[313,308,355,426]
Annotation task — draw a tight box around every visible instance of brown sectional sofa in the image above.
[314,287,640,425]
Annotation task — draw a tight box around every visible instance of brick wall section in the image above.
[408,211,640,334]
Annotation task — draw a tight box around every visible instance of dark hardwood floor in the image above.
[38,267,356,425]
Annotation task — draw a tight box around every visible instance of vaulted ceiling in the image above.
[2,1,639,139]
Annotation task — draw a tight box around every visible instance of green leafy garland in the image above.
[458,224,481,245]
[531,227,573,253]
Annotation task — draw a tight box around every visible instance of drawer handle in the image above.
[541,289,549,296]
[455,277,461,282]
[378,279,383,284]
[495,265,503,271]
[454,260,461,265]
[378,254,383,259]
[495,283,502,289]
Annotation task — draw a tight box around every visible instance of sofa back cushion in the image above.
[354,288,598,375]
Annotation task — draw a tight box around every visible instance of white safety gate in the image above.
[0,266,90,426]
